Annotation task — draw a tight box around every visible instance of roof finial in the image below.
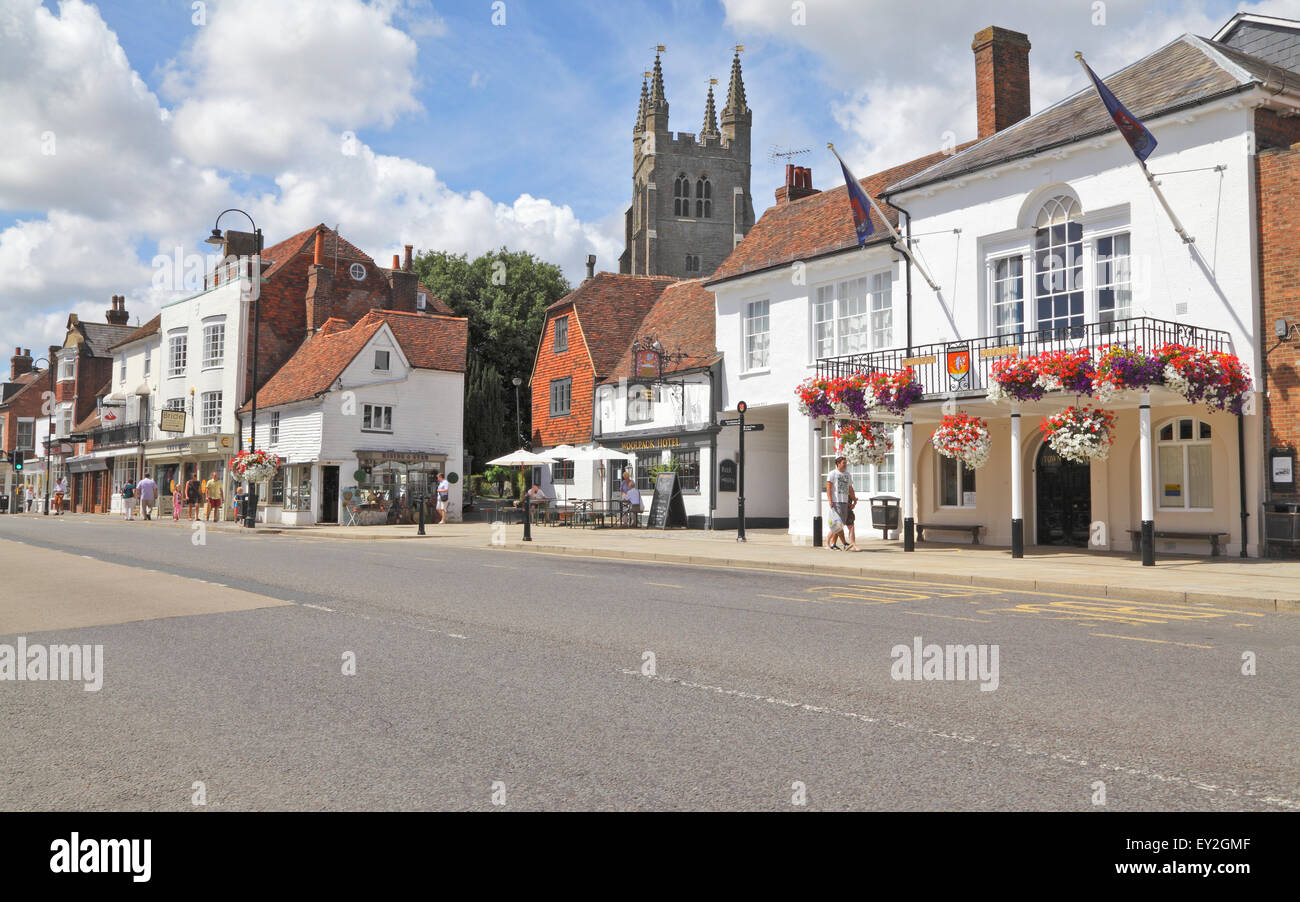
[636,72,649,130]
[650,45,667,108]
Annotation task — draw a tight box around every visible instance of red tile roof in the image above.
[707,145,975,285]
[260,223,374,278]
[544,272,677,379]
[242,310,468,411]
[602,279,718,384]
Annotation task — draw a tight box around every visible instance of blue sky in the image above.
[0,0,1292,356]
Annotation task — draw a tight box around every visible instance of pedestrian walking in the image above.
[204,472,223,522]
[120,476,137,520]
[826,456,859,551]
[137,472,158,521]
[23,485,32,512]
[184,473,202,520]
[435,472,450,524]
[53,477,66,515]
[171,476,183,521]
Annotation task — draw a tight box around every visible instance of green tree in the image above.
[464,356,510,469]
[411,247,570,459]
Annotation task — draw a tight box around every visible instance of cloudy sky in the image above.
[1,0,1295,359]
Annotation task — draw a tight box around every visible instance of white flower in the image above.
[1035,373,1063,392]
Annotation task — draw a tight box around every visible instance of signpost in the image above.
[723,402,764,542]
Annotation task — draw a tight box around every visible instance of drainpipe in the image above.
[1238,413,1249,557]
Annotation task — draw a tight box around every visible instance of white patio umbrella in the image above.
[546,444,580,505]
[565,445,629,507]
[485,448,556,504]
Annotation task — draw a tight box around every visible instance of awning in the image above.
[67,455,108,473]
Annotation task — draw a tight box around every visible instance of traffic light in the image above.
[12,450,23,471]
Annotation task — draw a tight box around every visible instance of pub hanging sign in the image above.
[634,347,662,381]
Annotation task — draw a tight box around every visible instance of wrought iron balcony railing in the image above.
[815,316,1232,398]
[88,422,150,448]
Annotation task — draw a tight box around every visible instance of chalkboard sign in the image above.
[718,459,737,492]
[647,471,688,529]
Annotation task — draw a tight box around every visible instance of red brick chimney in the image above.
[10,347,33,381]
[972,26,1031,141]
[775,165,819,205]
[403,244,413,272]
[305,227,336,334]
[105,295,130,326]
[386,243,418,313]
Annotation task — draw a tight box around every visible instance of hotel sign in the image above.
[620,436,680,451]
[159,409,186,433]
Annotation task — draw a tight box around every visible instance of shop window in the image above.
[674,450,700,493]
[634,451,658,493]
[939,455,976,507]
[819,432,895,497]
[282,465,313,512]
[268,468,285,504]
[1158,418,1213,510]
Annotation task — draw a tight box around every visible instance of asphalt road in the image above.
[1,514,1296,811]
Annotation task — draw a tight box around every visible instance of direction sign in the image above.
[719,417,742,426]
[742,424,765,432]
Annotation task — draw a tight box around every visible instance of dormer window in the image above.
[417,292,428,311]
[58,357,75,382]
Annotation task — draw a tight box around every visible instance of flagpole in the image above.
[1074,52,1194,245]
[828,143,943,292]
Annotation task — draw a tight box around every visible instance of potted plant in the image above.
[1040,405,1117,463]
[1092,345,1164,402]
[834,420,893,466]
[986,357,1045,403]
[1156,343,1251,414]
[827,373,874,419]
[229,449,282,484]
[868,367,924,416]
[794,377,835,420]
[931,413,992,470]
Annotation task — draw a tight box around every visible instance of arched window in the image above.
[1034,195,1082,336]
[1157,417,1213,510]
[673,174,690,216]
[695,177,712,218]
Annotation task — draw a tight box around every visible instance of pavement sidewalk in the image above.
[20,512,1300,614]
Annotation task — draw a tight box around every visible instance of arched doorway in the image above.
[1035,443,1090,546]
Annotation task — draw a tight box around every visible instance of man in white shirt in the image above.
[136,473,159,521]
[825,456,859,551]
[435,473,451,524]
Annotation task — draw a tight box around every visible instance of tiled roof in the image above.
[888,35,1300,195]
[261,224,374,278]
[242,310,468,411]
[0,369,48,406]
[107,314,162,351]
[706,147,974,285]
[546,272,677,378]
[80,322,137,357]
[603,279,719,384]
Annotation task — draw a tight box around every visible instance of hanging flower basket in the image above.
[986,357,1044,403]
[834,419,893,466]
[1040,405,1117,463]
[1032,349,1095,395]
[1155,343,1251,414]
[827,373,875,419]
[931,413,992,470]
[869,367,924,416]
[230,449,283,483]
[1093,345,1164,402]
[795,377,835,420]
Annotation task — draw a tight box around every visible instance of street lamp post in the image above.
[205,210,263,528]
[511,376,523,448]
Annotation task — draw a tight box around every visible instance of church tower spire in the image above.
[636,74,648,132]
[701,79,719,139]
[722,48,748,121]
[645,47,668,133]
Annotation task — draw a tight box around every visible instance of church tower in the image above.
[619,48,755,279]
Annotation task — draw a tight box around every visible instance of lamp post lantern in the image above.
[205,210,263,528]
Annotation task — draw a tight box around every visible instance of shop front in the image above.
[144,434,237,520]
[352,450,450,526]
[608,429,717,529]
[67,450,114,514]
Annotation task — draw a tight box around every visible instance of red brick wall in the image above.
[530,305,594,448]
[243,248,395,407]
[1256,109,1300,152]
[0,377,50,453]
[1258,143,1300,500]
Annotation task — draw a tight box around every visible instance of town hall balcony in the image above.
[815,316,1233,400]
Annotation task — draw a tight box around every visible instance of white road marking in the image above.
[619,668,1300,811]
[301,603,335,612]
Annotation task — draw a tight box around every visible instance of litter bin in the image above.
[1266,501,1300,555]
[870,495,900,540]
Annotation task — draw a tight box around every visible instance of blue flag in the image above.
[1079,57,1157,163]
[836,157,876,246]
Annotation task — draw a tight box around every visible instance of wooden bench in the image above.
[915,523,982,545]
[1128,530,1228,556]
